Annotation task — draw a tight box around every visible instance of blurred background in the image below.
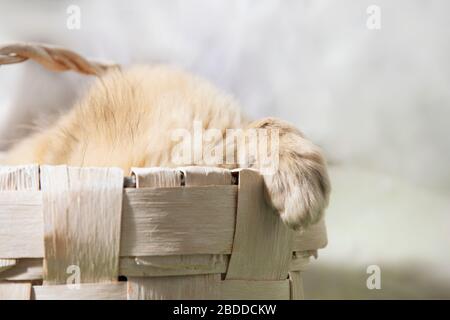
[0,0,449,299]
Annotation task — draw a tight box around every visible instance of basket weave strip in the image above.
[0,165,327,300]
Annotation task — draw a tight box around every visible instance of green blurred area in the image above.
[302,165,450,299]
[303,265,450,299]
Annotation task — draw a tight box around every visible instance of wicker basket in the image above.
[0,164,327,300]
[0,43,327,300]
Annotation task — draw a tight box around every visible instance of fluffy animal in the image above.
[2,65,330,230]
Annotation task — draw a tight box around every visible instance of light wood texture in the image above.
[289,252,312,272]
[289,271,305,300]
[0,165,328,300]
[121,255,228,277]
[293,219,328,251]
[121,186,237,256]
[221,280,290,300]
[0,165,39,283]
[0,165,40,191]
[127,166,232,300]
[0,259,16,273]
[0,191,43,259]
[0,282,32,300]
[40,166,124,284]
[226,169,293,280]
[29,278,291,300]
[181,166,232,186]
[128,274,221,300]
[0,187,236,258]
[0,188,325,259]
[0,259,42,281]
[1,256,228,280]
[32,282,127,300]
[131,167,182,188]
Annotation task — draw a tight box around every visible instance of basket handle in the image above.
[0,42,119,76]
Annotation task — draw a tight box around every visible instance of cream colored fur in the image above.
[2,65,330,230]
